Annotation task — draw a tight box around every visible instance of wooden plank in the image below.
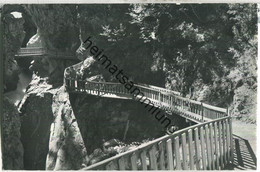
[209,123,215,170]
[218,121,224,169]
[214,122,220,170]
[130,152,138,170]
[118,157,126,170]
[106,161,117,170]
[205,124,212,170]
[222,120,227,165]
[140,151,147,170]
[194,128,201,170]
[188,129,195,170]
[166,139,174,170]
[84,118,232,171]
[174,136,181,170]
[202,103,227,113]
[181,133,188,170]
[158,141,166,170]
[201,103,204,122]
[200,126,207,170]
[70,79,74,89]
[149,145,157,170]
[111,160,117,170]
[229,117,234,163]
[226,118,231,162]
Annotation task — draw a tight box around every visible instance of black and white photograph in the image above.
[0,2,258,171]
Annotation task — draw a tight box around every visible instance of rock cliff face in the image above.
[2,5,25,170]
[2,97,24,169]
[24,4,80,86]
[18,75,55,170]
[46,86,88,170]
[15,5,86,170]
[18,75,88,170]
[3,10,25,92]
[24,5,79,53]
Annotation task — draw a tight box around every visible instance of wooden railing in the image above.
[63,60,232,170]
[16,47,233,170]
[15,47,76,59]
[16,47,45,56]
[82,117,233,170]
[64,78,228,123]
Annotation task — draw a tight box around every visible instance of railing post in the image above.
[201,102,204,122]
[226,107,230,116]
[229,117,234,164]
[98,83,100,96]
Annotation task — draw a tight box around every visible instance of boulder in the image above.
[18,75,87,170]
[46,86,88,170]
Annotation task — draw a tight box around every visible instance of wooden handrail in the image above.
[15,47,233,170]
[83,116,233,170]
[62,58,232,171]
[65,78,227,121]
[136,83,181,96]
[16,47,227,116]
[19,47,44,49]
[75,79,225,113]
[15,47,76,59]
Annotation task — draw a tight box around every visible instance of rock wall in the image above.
[46,86,88,170]
[15,5,86,170]
[18,76,55,170]
[24,4,80,86]
[2,5,25,170]
[2,97,24,169]
[3,9,25,92]
[18,75,88,170]
[24,5,79,53]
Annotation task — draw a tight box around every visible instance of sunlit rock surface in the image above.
[18,75,88,170]
[26,31,42,47]
[18,75,54,170]
[46,86,88,170]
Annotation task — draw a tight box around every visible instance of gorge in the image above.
[2,4,257,170]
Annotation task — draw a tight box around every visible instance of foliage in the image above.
[76,4,258,122]
[125,4,257,122]
[25,4,257,122]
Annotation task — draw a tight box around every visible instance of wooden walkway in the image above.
[16,47,235,170]
[15,47,76,60]
[63,62,234,170]
[82,117,234,170]
[64,78,228,124]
